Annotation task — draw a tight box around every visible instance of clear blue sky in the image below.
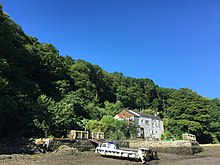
[1,0,220,99]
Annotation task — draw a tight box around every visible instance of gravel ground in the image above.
[1,144,220,165]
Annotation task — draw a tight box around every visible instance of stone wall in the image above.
[43,138,95,152]
[122,140,203,155]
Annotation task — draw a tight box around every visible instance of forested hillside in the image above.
[0,5,220,143]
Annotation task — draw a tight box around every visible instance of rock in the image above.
[0,155,13,160]
[54,145,79,156]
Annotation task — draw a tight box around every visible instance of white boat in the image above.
[95,142,158,164]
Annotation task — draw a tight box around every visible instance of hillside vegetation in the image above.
[0,5,220,143]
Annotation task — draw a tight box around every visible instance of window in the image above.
[145,120,149,125]
[134,118,139,124]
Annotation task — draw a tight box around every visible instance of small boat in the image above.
[95,142,158,164]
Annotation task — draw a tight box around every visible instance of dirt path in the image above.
[1,144,220,165]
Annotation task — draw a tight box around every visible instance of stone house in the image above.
[114,110,164,140]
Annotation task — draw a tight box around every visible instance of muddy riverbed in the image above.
[0,144,220,165]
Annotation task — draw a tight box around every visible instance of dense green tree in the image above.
[208,98,220,142]
[115,77,157,110]
[153,87,176,117]
[164,88,211,143]
[86,115,131,140]
[0,5,220,143]
[85,119,108,133]
[103,100,123,116]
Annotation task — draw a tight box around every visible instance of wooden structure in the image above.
[67,130,89,139]
[91,132,104,140]
[182,133,196,142]
[67,130,104,140]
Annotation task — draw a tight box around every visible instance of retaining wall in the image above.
[121,140,203,155]
[37,138,95,152]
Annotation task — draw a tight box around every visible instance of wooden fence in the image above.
[182,133,196,142]
[67,130,104,140]
[91,132,104,140]
[67,130,89,139]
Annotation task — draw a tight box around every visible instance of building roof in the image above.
[123,109,162,120]
[138,112,162,120]
[127,110,139,117]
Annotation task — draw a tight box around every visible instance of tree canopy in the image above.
[0,5,220,143]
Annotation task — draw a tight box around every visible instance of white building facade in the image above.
[115,110,164,140]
